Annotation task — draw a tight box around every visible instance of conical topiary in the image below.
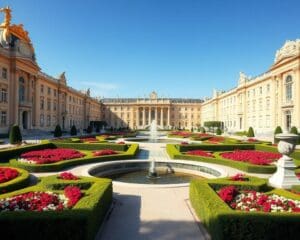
[86,125,92,134]
[54,124,62,137]
[247,127,255,137]
[70,125,77,136]
[290,126,298,134]
[274,126,283,135]
[216,128,222,135]
[9,125,22,144]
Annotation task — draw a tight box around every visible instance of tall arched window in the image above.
[285,110,292,131]
[285,75,293,102]
[19,77,25,102]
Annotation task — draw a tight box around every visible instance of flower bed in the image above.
[221,150,281,165]
[19,148,85,164]
[186,150,214,158]
[93,149,117,157]
[169,131,191,138]
[58,172,79,180]
[218,185,300,213]
[0,186,82,212]
[206,136,225,144]
[229,173,248,181]
[80,137,99,143]
[0,167,19,183]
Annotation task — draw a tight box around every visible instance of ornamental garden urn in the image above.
[268,133,300,189]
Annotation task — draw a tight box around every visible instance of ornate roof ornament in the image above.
[274,39,300,63]
[150,91,158,99]
[238,71,248,85]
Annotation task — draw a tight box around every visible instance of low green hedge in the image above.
[166,144,277,173]
[0,175,112,240]
[9,144,139,172]
[0,166,30,193]
[190,178,300,240]
[54,142,129,151]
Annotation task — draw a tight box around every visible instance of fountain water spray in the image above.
[148,120,159,178]
[150,120,158,142]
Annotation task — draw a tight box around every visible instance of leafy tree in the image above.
[216,128,222,135]
[290,126,298,134]
[9,125,22,144]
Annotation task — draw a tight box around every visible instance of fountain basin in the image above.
[88,160,227,187]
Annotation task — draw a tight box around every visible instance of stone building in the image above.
[0,7,101,134]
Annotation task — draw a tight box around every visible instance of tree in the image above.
[200,127,206,133]
[86,125,92,134]
[274,126,283,135]
[290,126,298,134]
[70,125,77,136]
[54,124,62,137]
[216,128,222,135]
[9,125,22,144]
[247,127,255,137]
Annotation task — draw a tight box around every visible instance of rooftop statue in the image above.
[0,6,11,27]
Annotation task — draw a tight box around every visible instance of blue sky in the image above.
[3,0,300,98]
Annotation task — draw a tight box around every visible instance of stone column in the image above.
[136,107,139,128]
[160,107,163,127]
[142,107,146,128]
[155,107,158,123]
[148,107,151,123]
[167,107,170,127]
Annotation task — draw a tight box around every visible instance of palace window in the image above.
[1,88,7,102]
[53,101,57,111]
[48,87,51,95]
[267,84,270,93]
[40,98,44,110]
[2,68,7,79]
[285,75,293,102]
[19,77,25,102]
[47,99,51,111]
[285,110,292,131]
[40,114,44,127]
[47,115,51,126]
[40,84,44,93]
[54,89,57,97]
[0,111,6,126]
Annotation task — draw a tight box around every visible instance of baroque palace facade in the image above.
[0,7,299,135]
[0,7,101,134]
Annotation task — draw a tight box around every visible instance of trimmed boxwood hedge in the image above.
[9,143,139,172]
[0,166,30,193]
[166,144,278,173]
[0,175,112,240]
[190,178,300,240]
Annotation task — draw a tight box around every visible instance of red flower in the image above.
[58,172,79,180]
[93,149,117,156]
[218,186,238,203]
[229,173,248,181]
[0,167,19,183]
[64,186,82,207]
[247,138,258,142]
[186,150,214,158]
[20,148,85,164]
[221,150,281,165]
[206,137,225,144]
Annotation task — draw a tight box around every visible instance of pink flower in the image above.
[218,186,238,203]
[229,173,248,181]
[64,186,82,207]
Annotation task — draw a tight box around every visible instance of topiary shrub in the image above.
[290,126,298,134]
[274,126,283,135]
[274,126,283,143]
[86,125,92,134]
[9,125,22,144]
[247,127,255,137]
[216,128,222,135]
[200,127,206,133]
[54,125,62,137]
[70,125,77,136]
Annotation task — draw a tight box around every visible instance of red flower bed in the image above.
[170,131,191,138]
[0,186,82,212]
[181,141,189,145]
[218,186,300,213]
[186,150,214,158]
[64,186,82,207]
[206,136,225,144]
[229,173,248,181]
[20,148,85,164]
[80,137,99,143]
[196,133,212,138]
[93,149,118,156]
[0,167,19,184]
[58,172,79,180]
[220,150,281,165]
[117,141,125,144]
[247,138,259,142]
